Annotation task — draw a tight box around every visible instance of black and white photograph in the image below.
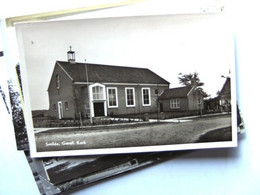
[16,13,237,157]
[25,151,190,195]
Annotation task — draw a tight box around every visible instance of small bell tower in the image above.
[67,46,76,63]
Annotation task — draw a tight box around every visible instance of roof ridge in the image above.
[167,85,192,90]
[56,60,148,70]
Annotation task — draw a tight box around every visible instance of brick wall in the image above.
[159,97,188,112]
[106,85,168,116]
[187,88,204,111]
[48,65,76,119]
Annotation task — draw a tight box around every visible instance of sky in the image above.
[16,13,235,110]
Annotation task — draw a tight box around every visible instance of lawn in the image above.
[35,115,232,152]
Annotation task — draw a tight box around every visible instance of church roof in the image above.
[56,61,170,85]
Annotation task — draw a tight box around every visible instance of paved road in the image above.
[35,115,232,152]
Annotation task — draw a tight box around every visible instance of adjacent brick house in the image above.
[158,86,205,114]
[47,50,170,119]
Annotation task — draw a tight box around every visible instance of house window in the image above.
[65,102,69,110]
[170,99,180,109]
[92,86,104,100]
[107,87,118,108]
[53,104,56,111]
[56,74,60,89]
[142,88,151,106]
[125,88,135,107]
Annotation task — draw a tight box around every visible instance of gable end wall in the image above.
[48,65,76,119]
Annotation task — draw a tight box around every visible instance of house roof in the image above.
[159,86,193,100]
[219,77,230,96]
[56,61,170,84]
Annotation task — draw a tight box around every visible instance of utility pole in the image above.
[156,85,159,122]
[85,59,93,125]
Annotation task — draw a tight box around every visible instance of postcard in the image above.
[25,151,190,195]
[16,13,237,157]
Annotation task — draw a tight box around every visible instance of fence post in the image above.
[79,112,83,128]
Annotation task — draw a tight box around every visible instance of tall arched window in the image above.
[56,74,60,89]
[89,83,107,117]
[92,85,104,100]
[142,88,151,106]
[107,87,118,108]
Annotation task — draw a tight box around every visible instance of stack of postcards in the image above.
[3,4,243,194]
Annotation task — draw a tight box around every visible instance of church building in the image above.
[47,48,170,119]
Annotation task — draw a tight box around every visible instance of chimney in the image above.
[67,46,76,63]
[191,77,197,87]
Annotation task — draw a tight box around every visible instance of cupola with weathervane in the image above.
[67,46,76,63]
